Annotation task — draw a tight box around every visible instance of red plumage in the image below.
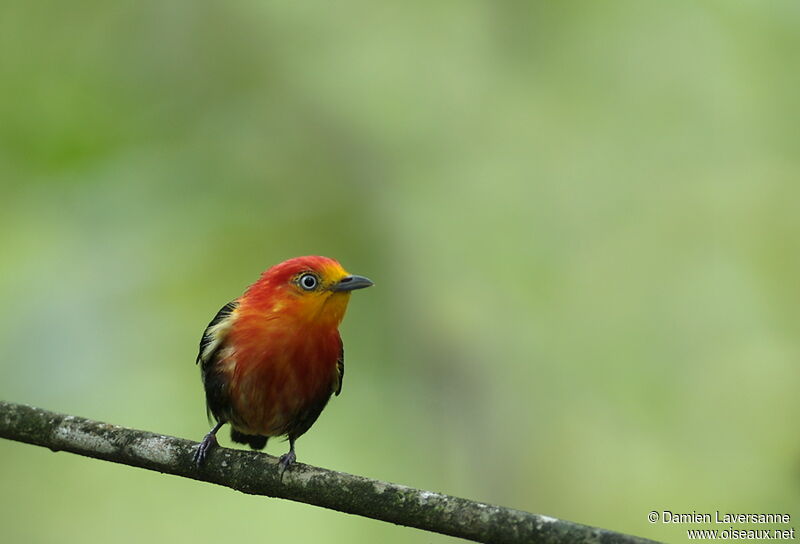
[193,256,372,473]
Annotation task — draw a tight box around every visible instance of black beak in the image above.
[332,274,374,292]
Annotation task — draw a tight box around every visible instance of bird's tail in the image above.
[230,429,268,450]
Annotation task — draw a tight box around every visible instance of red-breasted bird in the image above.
[193,256,373,473]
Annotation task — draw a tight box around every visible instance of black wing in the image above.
[335,336,344,396]
[196,300,238,369]
[197,300,238,423]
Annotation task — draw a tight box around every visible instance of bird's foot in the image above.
[193,432,219,467]
[277,450,296,479]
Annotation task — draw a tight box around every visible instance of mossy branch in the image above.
[0,401,658,544]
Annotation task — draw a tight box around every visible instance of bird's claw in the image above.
[193,433,218,467]
[277,450,296,479]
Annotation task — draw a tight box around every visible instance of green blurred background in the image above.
[1,1,798,542]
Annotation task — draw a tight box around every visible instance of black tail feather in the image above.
[230,429,268,450]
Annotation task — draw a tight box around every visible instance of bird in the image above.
[193,255,373,474]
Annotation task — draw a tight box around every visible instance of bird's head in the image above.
[244,256,373,327]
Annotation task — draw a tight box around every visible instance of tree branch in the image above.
[0,401,658,544]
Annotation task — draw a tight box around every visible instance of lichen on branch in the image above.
[0,401,659,544]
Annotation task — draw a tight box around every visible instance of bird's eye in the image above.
[299,273,318,291]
